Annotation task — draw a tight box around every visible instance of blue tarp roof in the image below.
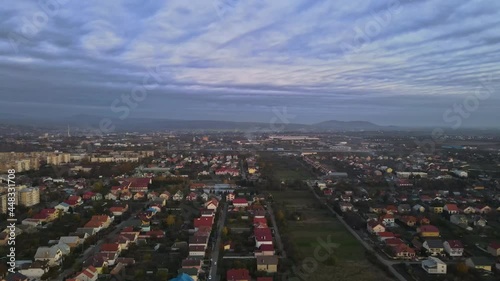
[169,273,194,281]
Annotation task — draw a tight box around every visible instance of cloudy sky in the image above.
[0,0,499,127]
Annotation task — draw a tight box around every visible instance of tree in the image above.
[156,270,168,280]
[276,210,285,221]
[456,262,468,275]
[92,181,104,193]
[166,215,176,226]
[222,227,229,237]
[134,269,145,280]
[0,263,7,278]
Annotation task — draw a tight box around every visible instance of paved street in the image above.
[266,204,286,258]
[208,202,228,281]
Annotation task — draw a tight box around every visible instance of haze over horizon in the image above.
[1,0,499,128]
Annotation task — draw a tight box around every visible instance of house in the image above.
[255,244,275,256]
[423,239,445,256]
[33,208,58,222]
[473,216,487,227]
[124,177,151,193]
[147,192,159,200]
[84,215,113,231]
[418,225,440,237]
[253,217,268,228]
[381,214,395,227]
[58,236,81,248]
[55,202,70,213]
[70,266,98,281]
[83,255,109,274]
[223,241,234,251]
[399,216,417,227]
[254,228,273,248]
[133,192,145,200]
[256,255,279,273]
[444,204,459,214]
[367,221,386,234]
[185,192,198,201]
[226,193,235,202]
[377,232,396,241]
[384,205,398,214]
[34,247,63,267]
[204,198,219,210]
[189,245,206,257]
[82,191,96,200]
[173,191,184,201]
[487,242,500,256]
[226,269,250,281]
[465,257,493,272]
[105,193,118,201]
[476,205,491,214]
[412,204,425,213]
[233,198,249,208]
[109,205,128,216]
[390,244,416,259]
[194,217,214,229]
[100,243,121,254]
[462,206,476,214]
[159,191,171,200]
[444,240,464,257]
[200,193,210,202]
[91,193,103,201]
[450,214,468,226]
[339,202,354,212]
[17,261,49,280]
[120,191,132,200]
[397,204,411,214]
[182,257,203,270]
[385,238,404,247]
[430,206,444,214]
[200,209,215,217]
[3,272,29,281]
[422,257,447,274]
[323,188,333,196]
[369,206,384,214]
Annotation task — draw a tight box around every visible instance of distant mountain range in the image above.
[0,114,399,132]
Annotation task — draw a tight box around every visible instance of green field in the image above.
[271,191,393,281]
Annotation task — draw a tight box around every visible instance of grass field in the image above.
[272,190,393,281]
[259,152,316,181]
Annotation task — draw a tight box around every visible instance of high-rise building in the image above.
[19,187,40,207]
[0,192,18,214]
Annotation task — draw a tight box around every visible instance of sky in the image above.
[0,0,499,127]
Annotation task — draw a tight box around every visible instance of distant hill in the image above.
[0,114,398,132]
[312,120,385,130]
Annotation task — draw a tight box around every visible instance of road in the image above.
[266,204,286,258]
[306,183,408,281]
[208,202,228,281]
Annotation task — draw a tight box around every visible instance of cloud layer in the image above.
[0,0,499,127]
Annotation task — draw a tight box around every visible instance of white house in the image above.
[18,261,50,280]
[34,247,63,267]
[422,257,447,274]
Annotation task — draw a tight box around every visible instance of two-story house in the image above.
[444,240,464,257]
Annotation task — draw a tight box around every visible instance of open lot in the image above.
[259,153,316,181]
[271,190,393,281]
